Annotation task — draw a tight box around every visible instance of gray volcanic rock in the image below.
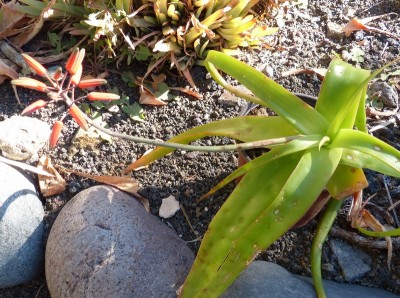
[223,261,399,298]
[0,162,45,288]
[45,185,194,298]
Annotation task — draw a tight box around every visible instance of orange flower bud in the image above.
[49,121,63,149]
[66,48,85,75]
[11,77,48,92]
[78,79,107,89]
[68,104,88,131]
[87,92,120,101]
[52,67,63,81]
[21,53,47,76]
[70,64,83,85]
[65,48,79,73]
[21,99,47,115]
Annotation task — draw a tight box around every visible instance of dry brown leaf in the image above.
[37,155,67,197]
[57,166,150,211]
[170,52,197,90]
[139,87,166,106]
[360,209,393,268]
[281,68,327,79]
[12,0,56,47]
[342,18,369,36]
[348,190,392,268]
[343,16,400,39]
[0,0,26,38]
[0,58,19,79]
[169,86,203,100]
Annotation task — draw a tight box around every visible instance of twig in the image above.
[383,176,400,228]
[86,113,301,152]
[34,284,44,298]
[180,203,200,238]
[388,199,400,212]
[60,89,302,152]
[369,117,397,133]
[331,226,400,250]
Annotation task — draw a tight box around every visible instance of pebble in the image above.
[159,195,180,219]
[223,261,398,298]
[45,185,194,297]
[326,22,344,40]
[0,163,45,288]
[329,239,371,281]
[0,116,50,161]
[368,81,398,108]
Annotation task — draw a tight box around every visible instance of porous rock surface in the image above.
[45,185,194,298]
[0,162,45,288]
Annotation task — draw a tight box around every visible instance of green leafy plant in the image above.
[122,51,400,297]
[14,0,278,86]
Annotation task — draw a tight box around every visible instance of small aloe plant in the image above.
[12,49,120,148]
[123,51,400,297]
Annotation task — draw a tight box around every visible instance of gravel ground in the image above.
[0,0,400,297]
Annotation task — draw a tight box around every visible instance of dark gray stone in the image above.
[329,239,371,281]
[368,81,398,108]
[46,185,194,298]
[223,261,399,298]
[0,163,45,288]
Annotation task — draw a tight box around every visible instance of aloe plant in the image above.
[123,51,400,297]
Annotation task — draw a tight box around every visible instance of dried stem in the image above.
[86,113,300,152]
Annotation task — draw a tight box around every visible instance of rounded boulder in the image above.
[0,163,45,288]
[45,185,194,297]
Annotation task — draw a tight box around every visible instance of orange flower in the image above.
[21,53,47,76]
[68,104,88,130]
[49,121,63,149]
[70,64,83,85]
[87,92,120,101]
[78,79,107,89]
[66,48,85,75]
[52,67,63,81]
[11,77,48,92]
[21,99,47,115]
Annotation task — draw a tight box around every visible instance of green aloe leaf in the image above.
[316,58,370,132]
[180,147,343,297]
[340,149,400,178]
[202,134,323,198]
[123,116,297,172]
[331,129,400,177]
[205,51,329,135]
[326,58,400,136]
